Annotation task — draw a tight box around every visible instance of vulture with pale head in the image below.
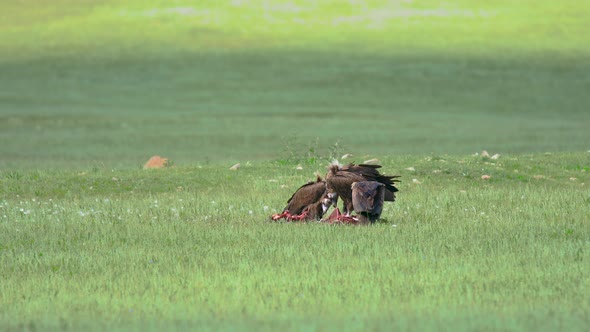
[326,162,400,218]
[271,176,336,221]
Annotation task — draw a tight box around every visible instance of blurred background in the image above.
[1,0,589,169]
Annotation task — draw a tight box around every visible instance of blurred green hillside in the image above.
[1,1,589,168]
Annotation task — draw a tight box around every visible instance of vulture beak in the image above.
[321,197,331,213]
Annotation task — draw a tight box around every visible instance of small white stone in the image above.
[341,153,353,159]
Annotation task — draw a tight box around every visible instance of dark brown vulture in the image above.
[326,162,400,216]
[352,181,385,224]
[271,176,337,221]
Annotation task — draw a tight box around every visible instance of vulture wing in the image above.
[345,163,400,201]
[325,171,365,214]
[284,177,327,216]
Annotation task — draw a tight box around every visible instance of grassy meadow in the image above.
[1,153,589,331]
[1,0,590,331]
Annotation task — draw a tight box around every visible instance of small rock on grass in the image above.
[341,153,353,159]
[144,155,169,169]
[363,158,379,164]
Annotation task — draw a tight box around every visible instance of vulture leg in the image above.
[344,200,355,217]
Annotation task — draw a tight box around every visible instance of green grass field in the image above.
[1,1,589,331]
[1,154,589,331]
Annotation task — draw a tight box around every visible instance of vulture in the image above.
[326,162,400,217]
[271,176,337,221]
[352,181,385,224]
